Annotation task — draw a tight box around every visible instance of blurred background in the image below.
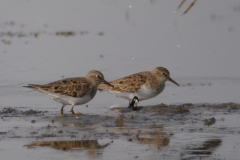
[0,0,240,113]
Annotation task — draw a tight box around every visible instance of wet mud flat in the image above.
[0,103,240,160]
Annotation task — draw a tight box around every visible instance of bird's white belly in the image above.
[38,90,92,105]
[109,85,163,101]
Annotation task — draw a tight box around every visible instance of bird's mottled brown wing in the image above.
[26,77,94,97]
[98,71,150,93]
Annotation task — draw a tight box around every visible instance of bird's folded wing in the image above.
[26,77,92,97]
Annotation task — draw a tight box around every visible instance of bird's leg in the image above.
[60,104,66,114]
[70,104,75,114]
[128,99,135,108]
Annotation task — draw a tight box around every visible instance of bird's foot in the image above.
[60,104,66,115]
[128,96,139,109]
[71,109,76,114]
[70,104,75,114]
[134,101,139,108]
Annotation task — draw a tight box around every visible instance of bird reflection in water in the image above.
[136,130,170,149]
[26,140,110,158]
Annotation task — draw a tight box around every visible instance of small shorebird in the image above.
[98,67,179,108]
[24,70,113,114]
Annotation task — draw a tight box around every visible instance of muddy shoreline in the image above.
[1,103,239,159]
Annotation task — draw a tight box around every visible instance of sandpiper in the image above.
[24,70,113,114]
[98,67,179,108]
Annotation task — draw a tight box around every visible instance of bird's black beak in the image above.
[165,75,180,86]
[103,80,114,88]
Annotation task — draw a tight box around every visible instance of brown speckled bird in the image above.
[98,67,179,108]
[24,70,113,114]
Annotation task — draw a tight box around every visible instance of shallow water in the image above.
[0,0,240,159]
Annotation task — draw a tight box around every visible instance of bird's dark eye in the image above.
[162,72,167,76]
[96,75,101,78]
